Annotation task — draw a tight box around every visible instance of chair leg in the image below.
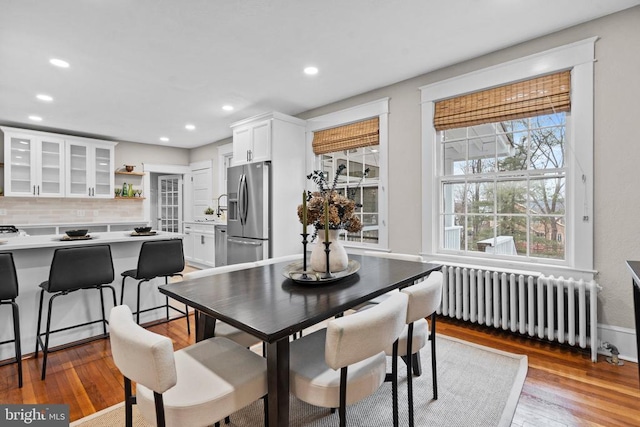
[406,323,415,427]
[339,367,348,427]
[12,301,22,388]
[431,313,438,400]
[153,392,166,427]
[124,377,134,427]
[225,416,230,424]
[35,289,45,357]
[185,304,191,335]
[41,293,59,380]
[136,279,146,325]
[99,287,107,336]
[120,276,127,305]
[392,340,399,427]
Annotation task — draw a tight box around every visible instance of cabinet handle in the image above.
[248,149,252,162]
[37,185,40,195]
[201,235,205,245]
[33,185,36,195]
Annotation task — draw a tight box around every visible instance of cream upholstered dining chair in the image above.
[183,262,262,349]
[289,292,409,427]
[387,271,443,427]
[109,305,268,427]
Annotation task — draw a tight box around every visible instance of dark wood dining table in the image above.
[159,254,441,427]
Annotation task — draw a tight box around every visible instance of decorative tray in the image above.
[60,235,92,241]
[130,231,157,236]
[282,259,360,284]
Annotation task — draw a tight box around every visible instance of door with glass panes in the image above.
[157,175,183,232]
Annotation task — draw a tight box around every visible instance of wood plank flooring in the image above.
[1,314,639,426]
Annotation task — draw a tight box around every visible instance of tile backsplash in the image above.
[0,197,144,225]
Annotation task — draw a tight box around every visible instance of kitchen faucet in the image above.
[216,194,228,217]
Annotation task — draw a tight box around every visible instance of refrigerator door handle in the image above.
[241,174,249,225]
[228,238,263,246]
[237,174,245,226]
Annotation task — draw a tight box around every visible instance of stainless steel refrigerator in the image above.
[226,161,271,264]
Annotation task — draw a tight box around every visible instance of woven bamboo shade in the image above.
[312,117,379,155]
[434,70,571,131]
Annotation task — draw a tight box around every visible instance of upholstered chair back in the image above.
[402,271,443,324]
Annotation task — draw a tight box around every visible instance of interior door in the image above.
[157,175,183,232]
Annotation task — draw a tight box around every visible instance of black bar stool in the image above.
[0,252,22,388]
[120,239,190,334]
[35,244,117,380]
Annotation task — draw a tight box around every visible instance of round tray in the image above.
[282,259,360,284]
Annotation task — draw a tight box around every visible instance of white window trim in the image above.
[305,98,390,250]
[420,38,596,278]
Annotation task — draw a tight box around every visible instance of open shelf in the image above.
[114,196,145,200]
[115,171,145,176]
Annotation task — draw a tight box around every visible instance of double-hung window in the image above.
[421,39,595,272]
[306,99,389,250]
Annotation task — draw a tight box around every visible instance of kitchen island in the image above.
[0,231,184,361]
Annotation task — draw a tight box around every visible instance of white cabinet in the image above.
[232,119,271,165]
[183,222,216,267]
[66,140,115,198]
[2,129,65,197]
[230,112,307,257]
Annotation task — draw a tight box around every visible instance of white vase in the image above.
[310,229,349,273]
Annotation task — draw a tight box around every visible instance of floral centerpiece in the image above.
[298,164,369,272]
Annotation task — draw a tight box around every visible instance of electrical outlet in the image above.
[77,210,85,217]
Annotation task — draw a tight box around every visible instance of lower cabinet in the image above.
[183,222,216,267]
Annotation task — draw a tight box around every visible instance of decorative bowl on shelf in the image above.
[134,226,152,234]
[65,229,88,237]
[124,164,135,172]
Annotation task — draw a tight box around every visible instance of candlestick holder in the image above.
[300,233,310,280]
[322,241,334,279]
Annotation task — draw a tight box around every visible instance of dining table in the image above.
[159,253,441,427]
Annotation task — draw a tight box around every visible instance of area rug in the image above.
[71,335,527,427]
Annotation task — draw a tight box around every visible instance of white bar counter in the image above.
[0,231,184,361]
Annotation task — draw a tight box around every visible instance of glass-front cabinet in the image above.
[66,140,114,198]
[2,130,64,197]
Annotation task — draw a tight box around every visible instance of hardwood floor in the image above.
[1,314,639,426]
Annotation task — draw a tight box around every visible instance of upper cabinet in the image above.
[232,119,272,165]
[66,140,115,198]
[2,129,65,197]
[1,126,115,198]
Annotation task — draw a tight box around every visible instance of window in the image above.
[420,38,596,272]
[440,113,567,260]
[306,99,389,250]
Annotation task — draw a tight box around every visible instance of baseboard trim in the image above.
[597,323,637,363]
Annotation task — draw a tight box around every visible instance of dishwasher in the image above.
[215,225,227,266]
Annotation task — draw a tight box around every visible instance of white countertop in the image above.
[0,231,183,251]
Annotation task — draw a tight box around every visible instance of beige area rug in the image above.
[71,335,527,427]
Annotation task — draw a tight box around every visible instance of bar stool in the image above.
[120,239,190,334]
[35,244,117,380]
[0,253,22,388]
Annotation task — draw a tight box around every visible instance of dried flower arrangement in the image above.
[298,164,369,240]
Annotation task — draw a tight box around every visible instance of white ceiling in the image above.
[1,1,638,149]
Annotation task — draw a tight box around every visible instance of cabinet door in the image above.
[66,142,91,197]
[4,133,38,196]
[250,120,271,163]
[232,126,252,165]
[36,136,65,197]
[93,145,113,197]
[183,229,195,261]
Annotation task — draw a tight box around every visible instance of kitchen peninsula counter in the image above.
[0,231,184,361]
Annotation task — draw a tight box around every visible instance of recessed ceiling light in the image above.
[304,66,319,75]
[49,58,70,68]
[185,124,196,131]
[36,94,53,102]
[160,137,170,142]
[222,105,234,111]
[29,115,43,121]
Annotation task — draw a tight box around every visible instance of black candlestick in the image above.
[322,241,334,279]
[300,233,310,280]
